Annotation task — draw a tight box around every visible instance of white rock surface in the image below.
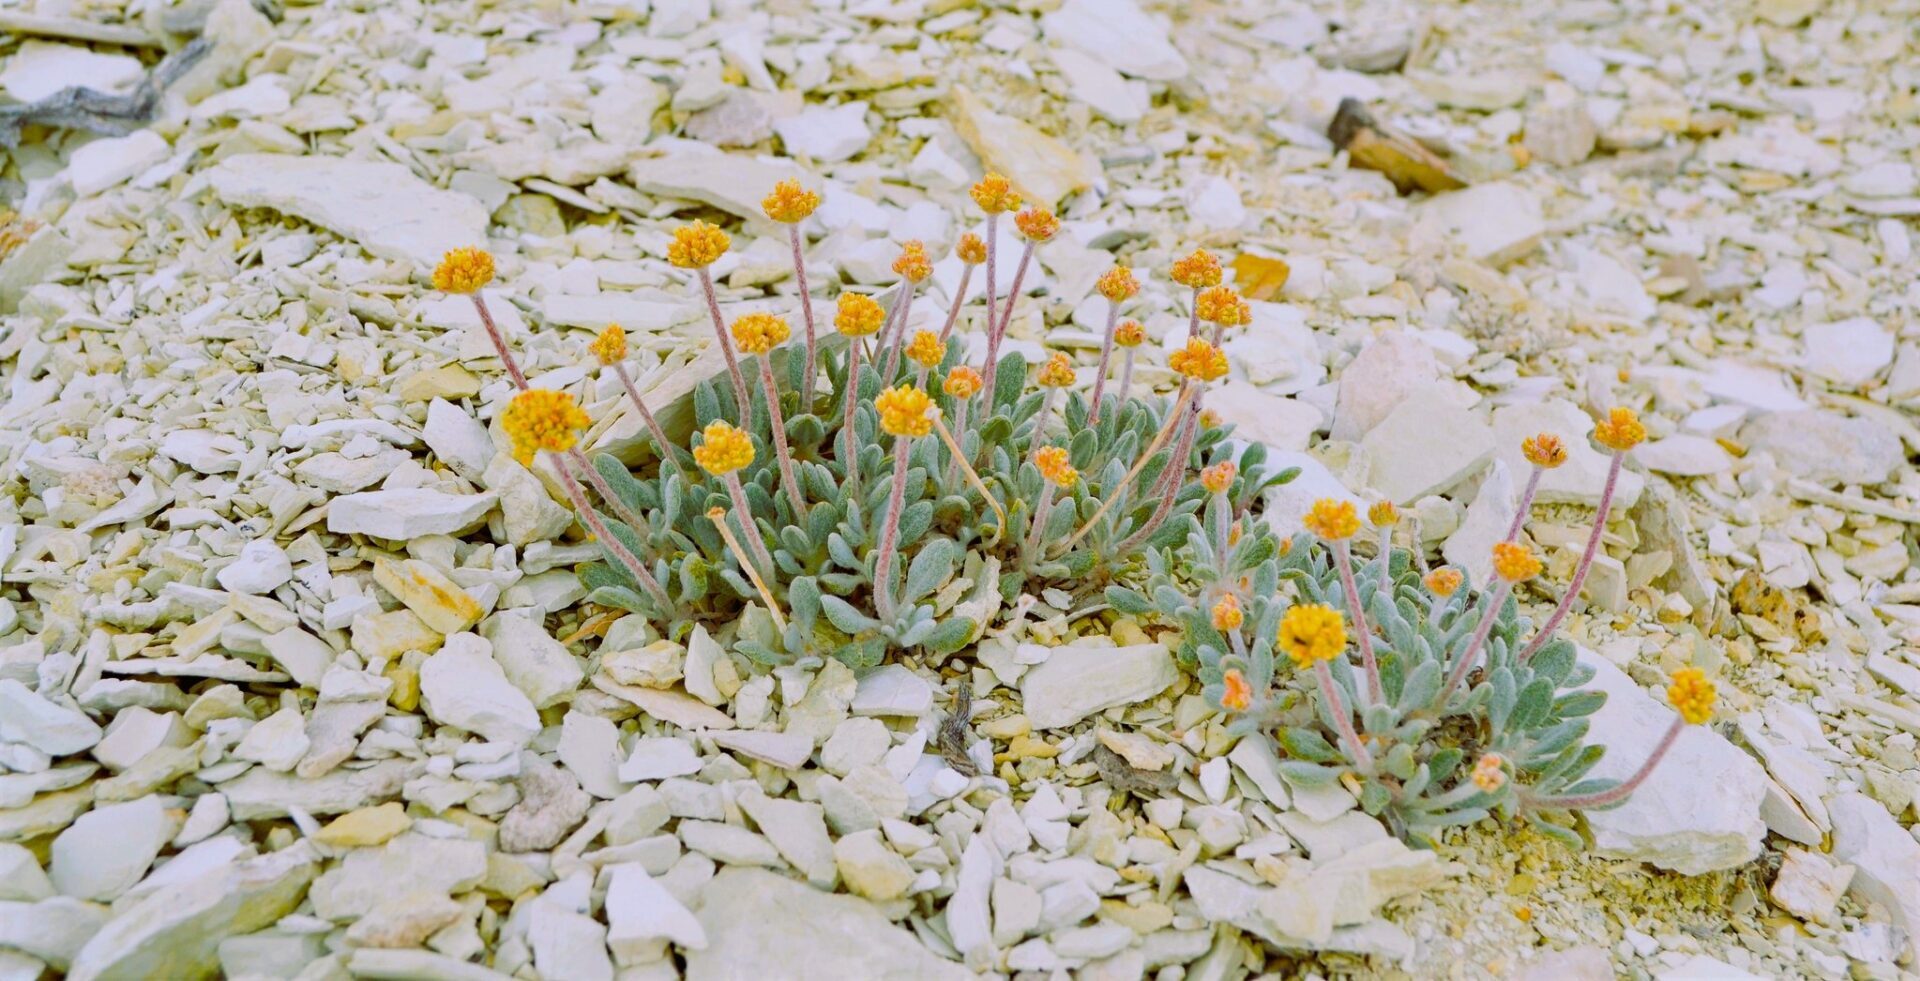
[1021,643,1177,729]
[1421,182,1545,265]
[1802,317,1893,386]
[203,154,489,267]
[216,540,293,595]
[774,101,871,162]
[1828,792,1920,960]
[1490,399,1645,508]
[326,488,496,539]
[69,131,171,198]
[418,633,541,745]
[1040,0,1189,80]
[606,863,706,965]
[686,869,970,980]
[0,680,102,756]
[1359,391,1496,503]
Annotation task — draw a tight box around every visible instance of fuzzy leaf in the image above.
[1106,586,1152,616]
[1276,760,1343,787]
[1553,690,1606,719]
[832,636,888,669]
[1276,727,1342,764]
[921,616,975,655]
[820,594,880,633]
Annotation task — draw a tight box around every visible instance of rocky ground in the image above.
[2,0,1919,978]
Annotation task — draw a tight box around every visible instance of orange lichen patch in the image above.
[1231,253,1291,301]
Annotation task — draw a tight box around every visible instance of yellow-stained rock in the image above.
[374,558,482,634]
[398,363,481,402]
[351,609,443,661]
[313,802,412,848]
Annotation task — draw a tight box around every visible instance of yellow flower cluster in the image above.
[892,241,932,282]
[668,221,730,268]
[1014,207,1059,242]
[970,173,1021,214]
[1667,668,1716,725]
[956,233,987,264]
[1194,286,1247,326]
[1593,406,1647,452]
[1170,248,1222,289]
[761,179,820,224]
[694,421,755,475]
[1424,567,1463,597]
[875,385,933,438]
[1280,603,1347,669]
[1037,351,1075,388]
[1113,320,1146,347]
[433,247,495,294]
[1168,337,1228,382]
[944,365,984,398]
[590,323,627,366]
[730,312,790,356]
[501,389,590,465]
[1521,433,1567,468]
[1491,541,1542,583]
[905,330,945,369]
[1471,753,1507,792]
[835,293,886,336]
[1033,445,1078,486]
[1303,498,1359,541]
[1210,593,1243,631]
[1221,668,1253,712]
[1368,500,1398,527]
[1096,265,1139,301]
[1200,461,1236,495]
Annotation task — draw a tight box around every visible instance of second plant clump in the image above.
[429,174,1713,847]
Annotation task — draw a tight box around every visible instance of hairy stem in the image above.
[1527,718,1683,810]
[788,226,818,410]
[722,473,775,578]
[942,398,969,495]
[1436,581,1511,711]
[553,452,669,609]
[977,215,1001,399]
[757,356,805,515]
[1519,451,1624,662]
[1113,392,1202,556]
[1030,387,1058,447]
[873,438,911,622]
[1061,385,1195,552]
[839,340,863,496]
[610,361,691,486]
[1315,660,1374,774]
[1333,540,1384,706]
[1088,305,1120,424]
[931,412,1004,534]
[468,293,528,391]
[706,506,787,633]
[1022,481,1055,572]
[696,268,752,421]
[1504,466,1544,542]
[1117,348,1136,406]
[565,447,650,549]
[880,280,918,382]
[936,264,975,345]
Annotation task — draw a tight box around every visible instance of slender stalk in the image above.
[552,453,669,608]
[1185,286,1200,344]
[1519,452,1624,662]
[695,268,752,421]
[1435,581,1511,710]
[1088,306,1120,424]
[756,356,805,515]
[1527,718,1684,810]
[1504,465,1544,541]
[880,281,918,381]
[788,226,818,409]
[1212,492,1231,571]
[468,293,528,391]
[942,397,970,493]
[1332,541,1383,706]
[1117,348,1137,406]
[722,473,775,577]
[981,240,1034,404]
[1030,388,1059,446]
[1146,380,1195,501]
[936,264,976,345]
[1022,482,1055,571]
[872,438,912,622]
[565,448,650,546]
[1061,385,1195,552]
[1113,394,1201,555]
[609,361,691,485]
[707,506,787,633]
[839,340,864,493]
[931,412,1004,532]
[1314,660,1373,773]
[977,215,1000,398]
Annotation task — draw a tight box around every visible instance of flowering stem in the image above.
[880,281,918,381]
[1504,466,1544,541]
[931,411,1004,535]
[1333,540,1383,705]
[1061,385,1195,552]
[467,293,528,391]
[1117,348,1136,406]
[707,507,787,634]
[1148,382,1196,501]
[1314,660,1374,774]
[552,452,669,609]
[696,268,752,422]
[610,361,692,486]
[977,215,1001,399]
[756,356,805,515]
[1113,392,1202,556]
[994,242,1034,343]
[1519,451,1624,662]
[942,397,969,494]
[1030,388,1058,446]
[788,226,818,410]
[872,438,911,623]
[566,447,650,547]
[936,264,975,345]
[1526,718,1683,811]
[1436,581,1510,711]
[839,339,864,495]
[1088,306,1119,424]
[722,473,775,577]
[1022,482,1055,572]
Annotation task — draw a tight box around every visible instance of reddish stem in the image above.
[936,264,976,345]
[1315,660,1374,773]
[1520,451,1624,662]
[1504,466,1543,542]
[756,356,805,515]
[788,226,818,410]
[1334,540,1383,705]
[468,293,528,391]
[1436,581,1511,710]
[566,447,650,544]
[1088,305,1120,424]
[1529,718,1683,810]
[696,268,752,421]
[611,361,691,485]
[872,438,911,622]
[723,473,775,577]
[553,452,668,608]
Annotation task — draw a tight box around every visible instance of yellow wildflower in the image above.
[1037,351,1075,388]
[1303,499,1359,541]
[1593,406,1647,452]
[1521,433,1567,469]
[668,221,730,268]
[1014,207,1059,242]
[970,173,1021,214]
[1170,248,1222,289]
[1491,541,1542,583]
[1113,320,1146,347]
[761,179,820,224]
[1195,285,1246,326]
[433,247,494,294]
[1033,445,1078,486]
[501,389,590,465]
[905,331,946,370]
[1198,408,1221,428]
[1424,567,1463,597]
[1221,669,1253,712]
[1211,593,1243,632]
[944,365,984,398]
[589,323,627,366]
[1471,754,1507,792]
[835,293,887,336]
[1201,461,1236,495]
[956,233,987,264]
[1668,668,1716,725]
[1097,265,1139,301]
[1368,500,1399,527]
[693,420,755,476]
[1168,337,1228,382]
[731,312,790,356]
[1279,604,1347,669]
[893,241,932,282]
[875,385,934,438]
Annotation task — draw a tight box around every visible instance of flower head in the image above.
[1195,285,1247,327]
[905,330,945,370]
[668,221,730,268]
[893,241,932,283]
[1303,499,1359,541]
[1221,668,1253,712]
[1424,567,1463,597]
[970,173,1021,214]
[693,420,755,475]
[590,323,627,366]
[1491,541,1542,583]
[1168,337,1228,382]
[944,365,983,398]
[1593,406,1647,452]
[1033,445,1078,487]
[761,179,820,224]
[835,293,887,336]
[1113,320,1146,347]
[501,389,590,465]
[1170,248,1222,289]
[731,312,790,356]
[1471,754,1507,792]
[1668,668,1716,725]
[1211,593,1243,632]
[875,385,933,438]
[1198,408,1221,428]
[1279,603,1347,669]
[1014,207,1059,243]
[1201,461,1237,495]
[1368,500,1399,527]
[1097,265,1139,302]
[433,247,494,294]
[1521,433,1567,469]
[956,233,987,264]
[1038,351,1075,388]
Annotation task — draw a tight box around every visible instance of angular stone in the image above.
[685,869,970,981]
[309,833,486,921]
[710,729,813,770]
[626,154,811,232]
[498,753,592,853]
[51,795,173,901]
[259,628,334,690]
[1359,391,1495,503]
[738,789,837,890]
[1040,0,1188,80]
[558,712,624,799]
[606,863,705,965]
[1829,792,1920,961]
[1490,399,1645,508]
[1769,847,1853,924]
[1208,382,1322,453]
[311,802,411,849]
[1420,182,1544,266]
[419,633,540,746]
[851,665,933,717]
[202,154,489,267]
[0,844,53,902]
[327,489,496,540]
[832,830,914,901]
[619,737,703,782]
[479,611,583,708]
[1021,643,1177,730]
[1331,333,1439,441]
[374,559,483,635]
[0,679,102,756]
[422,398,495,483]
[950,85,1100,207]
[221,758,415,821]
[1803,317,1893,386]
[1743,411,1903,486]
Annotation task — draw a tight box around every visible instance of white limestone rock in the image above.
[91,707,190,773]
[1829,792,1920,961]
[0,844,54,902]
[710,729,813,769]
[1049,48,1147,124]
[1490,399,1645,508]
[221,758,414,821]
[1021,642,1177,730]
[68,130,170,198]
[738,789,837,890]
[686,869,970,980]
[626,153,812,231]
[558,711,625,799]
[1442,459,1517,586]
[619,737,704,782]
[833,830,914,901]
[606,863,705,965]
[1420,182,1544,266]
[1769,847,1853,924]
[216,540,293,595]
[774,101,871,163]
[1261,451,1365,540]
[1331,332,1439,441]
[1743,410,1903,486]
[851,664,933,717]
[1360,391,1496,504]
[479,610,584,708]
[1040,0,1189,80]
[1802,317,1893,386]
[309,833,485,921]
[326,488,496,540]
[260,627,334,690]
[1208,382,1322,454]
[419,633,541,746]
[0,679,102,756]
[422,398,496,483]
[202,153,488,267]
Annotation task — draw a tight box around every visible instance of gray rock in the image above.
[1743,411,1904,486]
[684,869,970,981]
[326,488,497,540]
[498,753,592,853]
[221,758,415,821]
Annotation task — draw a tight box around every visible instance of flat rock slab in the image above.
[203,153,489,267]
[1828,792,1920,961]
[685,868,970,981]
[1021,643,1177,730]
[627,153,812,231]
